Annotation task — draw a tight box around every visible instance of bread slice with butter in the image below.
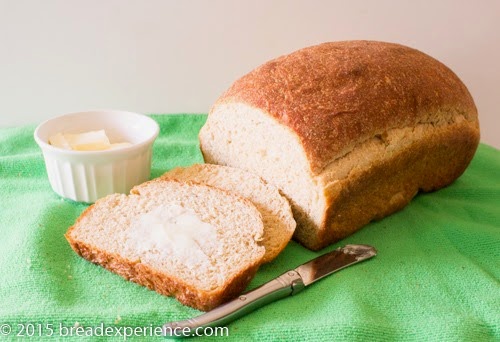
[159,164,296,263]
[65,179,265,311]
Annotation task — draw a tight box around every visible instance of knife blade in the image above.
[163,244,377,337]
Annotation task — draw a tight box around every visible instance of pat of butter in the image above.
[127,204,216,259]
[64,130,111,151]
[48,130,131,151]
[48,132,72,150]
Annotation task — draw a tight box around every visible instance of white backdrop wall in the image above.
[1,0,499,148]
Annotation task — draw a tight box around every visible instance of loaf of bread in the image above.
[65,179,265,311]
[199,40,480,250]
[160,164,296,263]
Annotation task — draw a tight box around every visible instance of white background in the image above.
[1,0,499,148]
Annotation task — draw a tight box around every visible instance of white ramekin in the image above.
[34,110,159,203]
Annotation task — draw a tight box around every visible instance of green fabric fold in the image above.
[0,114,498,341]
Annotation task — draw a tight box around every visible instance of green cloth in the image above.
[0,114,499,341]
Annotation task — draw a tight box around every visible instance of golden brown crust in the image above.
[65,228,261,311]
[216,41,478,175]
[298,119,479,250]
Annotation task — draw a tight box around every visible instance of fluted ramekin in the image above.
[34,110,159,203]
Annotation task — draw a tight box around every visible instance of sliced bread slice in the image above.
[159,164,296,263]
[65,179,265,311]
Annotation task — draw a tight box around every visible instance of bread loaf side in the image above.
[199,40,480,250]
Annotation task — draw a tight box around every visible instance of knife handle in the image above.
[163,270,304,336]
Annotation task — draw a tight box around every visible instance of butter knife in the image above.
[163,244,377,336]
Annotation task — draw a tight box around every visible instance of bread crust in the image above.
[297,119,479,250]
[216,40,478,175]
